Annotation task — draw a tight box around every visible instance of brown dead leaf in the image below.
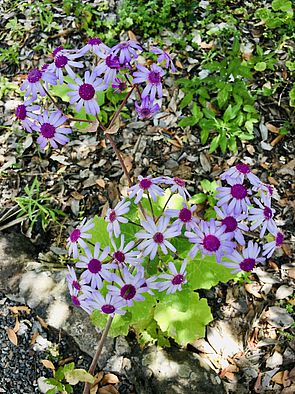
[102,373,119,385]
[245,282,263,299]
[281,384,295,394]
[37,316,48,329]
[98,385,119,394]
[8,305,30,315]
[242,52,253,61]
[267,176,279,186]
[78,119,99,133]
[175,59,183,69]
[200,41,214,49]
[90,386,99,394]
[271,134,284,147]
[96,179,106,188]
[7,328,18,346]
[71,191,84,200]
[168,138,182,149]
[266,123,279,133]
[30,331,39,345]
[121,154,133,173]
[13,316,20,333]
[128,30,137,41]
[105,117,121,135]
[272,371,284,385]
[41,359,56,370]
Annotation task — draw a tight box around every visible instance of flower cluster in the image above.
[16,38,176,150]
[66,164,284,317]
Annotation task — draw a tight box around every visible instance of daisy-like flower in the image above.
[105,198,131,238]
[136,216,180,260]
[112,77,127,93]
[185,219,235,262]
[20,68,57,100]
[111,40,142,64]
[90,292,126,316]
[15,101,40,133]
[66,266,92,296]
[216,179,251,215]
[107,267,146,307]
[31,110,72,149]
[48,49,84,84]
[214,206,249,245]
[67,217,94,258]
[161,176,191,200]
[220,163,260,187]
[76,243,114,289]
[222,241,265,273]
[165,203,199,231]
[69,287,93,315]
[94,52,121,86]
[111,235,143,266]
[79,37,110,57]
[150,46,176,72]
[248,194,277,237]
[132,63,165,101]
[135,96,160,119]
[263,231,284,258]
[128,175,165,204]
[253,182,274,197]
[157,261,187,294]
[67,70,105,116]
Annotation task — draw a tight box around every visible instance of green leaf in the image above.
[50,76,74,102]
[178,116,198,127]
[209,135,220,153]
[254,62,266,72]
[91,309,131,337]
[200,127,210,144]
[191,102,203,121]
[96,90,105,106]
[223,104,236,123]
[88,216,111,249]
[65,369,95,385]
[200,180,217,194]
[179,92,193,109]
[217,86,231,108]
[272,0,292,12]
[189,193,207,204]
[219,134,227,154]
[63,363,75,374]
[243,104,256,113]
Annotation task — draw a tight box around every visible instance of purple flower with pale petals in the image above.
[165,203,199,231]
[79,37,110,57]
[136,216,180,260]
[161,176,191,200]
[222,241,265,273]
[216,179,251,215]
[248,195,277,237]
[66,266,92,296]
[111,235,142,266]
[214,206,248,245]
[105,198,131,238]
[150,46,176,72]
[94,52,121,85]
[220,163,260,187]
[263,231,284,258]
[128,175,164,204]
[135,96,160,119]
[90,292,126,316]
[67,71,105,116]
[20,68,57,100]
[111,40,142,64]
[48,50,84,84]
[31,110,72,149]
[253,182,274,197]
[133,63,165,101]
[157,261,187,294]
[67,217,94,258]
[112,77,127,93]
[185,219,235,262]
[69,287,93,314]
[15,101,40,133]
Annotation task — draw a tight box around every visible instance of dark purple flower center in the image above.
[41,64,49,72]
[173,177,185,187]
[40,123,56,139]
[88,38,101,45]
[266,185,273,196]
[140,108,151,118]
[222,216,237,232]
[109,210,117,222]
[79,83,95,100]
[120,284,136,300]
[153,232,164,244]
[28,69,42,83]
[240,258,256,272]
[15,104,27,120]
[113,251,125,263]
[70,228,81,242]
[203,234,220,252]
[263,207,272,220]
[105,55,120,69]
[88,258,102,274]
[236,163,250,174]
[276,232,284,246]
[148,71,161,84]
[71,295,80,306]
[231,184,247,200]
[179,208,192,222]
[72,280,81,291]
[119,42,129,48]
[52,46,64,57]
[101,304,115,314]
[55,55,68,68]
[139,178,152,189]
[172,274,184,285]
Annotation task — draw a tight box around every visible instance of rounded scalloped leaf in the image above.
[88,216,111,249]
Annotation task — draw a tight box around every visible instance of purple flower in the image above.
[220,163,260,187]
[185,219,235,262]
[150,46,176,72]
[105,198,131,238]
[263,231,284,258]
[157,261,187,294]
[90,292,126,316]
[214,206,249,245]
[136,216,180,260]
[79,37,110,57]
[67,217,94,258]
[66,265,92,296]
[15,101,40,133]
[252,182,274,197]
[128,175,164,204]
[48,50,84,84]
[248,194,277,237]
[216,179,251,215]
[94,52,121,86]
[111,235,142,266]
[69,286,93,314]
[165,203,199,231]
[111,40,142,64]
[20,68,57,100]
[161,176,191,200]
[135,96,160,119]
[31,110,72,149]
[132,63,165,101]
[222,241,265,273]
[112,77,127,93]
[67,71,105,116]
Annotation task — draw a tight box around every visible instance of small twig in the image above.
[147,193,155,221]
[67,117,94,123]
[108,86,135,130]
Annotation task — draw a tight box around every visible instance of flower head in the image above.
[248,194,277,237]
[161,176,191,200]
[105,198,131,238]
[112,77,127,93]
[150,46,176,72]
[128,175,164,204]
[135,96,160,119]
[165,203,199,231]
[216,179,251,215]
[15,101,40,133]
[263,231,284,258]
[111,235,143,267]
[66,265,92,296]
[79,37,110,57]
[20,68,57,100]
[90,292,126,316]
[214,206,249,245]
[133,63,165,101]
[48,49,84,84]
[111,40,142,64]
[220,163,260,187]
[94,52,121,86]
[157,261,187,294]
[222,241,265,273]
[67,217,94,258]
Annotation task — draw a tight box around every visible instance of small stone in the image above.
[276,285,293,300]
[266,351,283,369]
[165,159,179,169]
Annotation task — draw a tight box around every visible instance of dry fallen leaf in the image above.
[30,331,40,346]
[7,328,18,346]
[13,316,20,333]
[37,315,48,329]
[128,30,137,41]
[98,385,119,394]
[102,373,119,385]
[266,123,279,133]
[245,282,263,299]
[272,370,284,385]
[96,178,106,188]
[41,359,56,371]
[77,119,99,133]
[8,305,30,315]
[200,41,214,49]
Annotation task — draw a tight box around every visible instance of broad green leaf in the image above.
[189,193,207,204]
[178,116,198,127]
[223,104,236,122]
[91,309,131,337]
[209,135,220,153]
[272,0,292,12]
[65,369,95,385]
[254,62,266,72]
[217,85,231,108]
[88,216,111,249]
[50,76,74,102]
[191,102,203,121]
[179,92,193,109]
[200,127,210,144]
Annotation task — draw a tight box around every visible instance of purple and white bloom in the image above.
[112,77,127,93]
[67,71,105,116]
[135,96,160,119]
[79,37,110,57]
[136,216,180,260]
[222,241,265,273]
[66,265,92,296]
[263,231,284,258]
[214,206,249,245]
[48,50,84,84]
[253,182,274,197]
[94,52,121,86]
[69,287,93,315]
[105,198,131,238]
[248,194,277,237]
[132,63,165,101]
[165,203,199,231]
[157,260,187,294]
[161,176,191,200]
[107,267,147,307]
[128,175,165,204]
[111,235,143,266]
[20,68,57,100]
[76,243,114,289]
[90,292,126,316]
[111,40,142,64]
[150,46,176,72]
[220,163,260,187]
[31,110,72,149]
[67,217,94,258]
[185,219,235,262]
[140,274,160,295]
[15,101,40,133]
[216,179,251,215]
